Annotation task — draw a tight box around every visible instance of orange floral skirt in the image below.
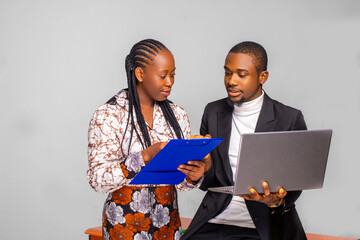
[102,185,182,240]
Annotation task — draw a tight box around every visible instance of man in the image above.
[181,41,307,240]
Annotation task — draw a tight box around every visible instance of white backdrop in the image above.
[1,0,359,239]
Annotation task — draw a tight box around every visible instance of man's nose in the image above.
[228,74,238,85]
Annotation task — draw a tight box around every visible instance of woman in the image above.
[87,39,205,240]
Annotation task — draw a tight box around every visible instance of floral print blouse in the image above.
[87,90,201,240]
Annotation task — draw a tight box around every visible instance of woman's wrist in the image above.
[186,176,201,185]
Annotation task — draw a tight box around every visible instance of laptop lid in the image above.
[233,129,332,194]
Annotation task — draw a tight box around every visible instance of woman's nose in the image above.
[165,76,173,87]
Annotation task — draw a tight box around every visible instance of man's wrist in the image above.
[268,198,285,208]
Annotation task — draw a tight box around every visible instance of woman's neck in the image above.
[136,84,155,108]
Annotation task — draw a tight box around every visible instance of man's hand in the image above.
[188,134,212,172]
[239,181,287,208]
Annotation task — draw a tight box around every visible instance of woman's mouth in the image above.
[161,90,171,96]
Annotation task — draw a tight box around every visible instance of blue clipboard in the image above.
[129,138,223,185]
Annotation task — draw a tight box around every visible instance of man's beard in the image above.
[231,97,246,104]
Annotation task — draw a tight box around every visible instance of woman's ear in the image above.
[259,71,269,85]
[135,67,144,83]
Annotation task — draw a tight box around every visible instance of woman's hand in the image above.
[177,160,206,182]
[188,134,212,172]
[141,142,168,164]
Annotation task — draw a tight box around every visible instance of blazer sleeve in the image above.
[291,110,307,131]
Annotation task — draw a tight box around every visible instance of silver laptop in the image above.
[208,129,332,195]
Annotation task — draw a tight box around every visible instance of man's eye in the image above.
[225,72,231,76]
[160,75,166,79]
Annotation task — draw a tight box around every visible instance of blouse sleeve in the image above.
[87,105,145,193]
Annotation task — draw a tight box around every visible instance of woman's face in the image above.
[136,50,176,102]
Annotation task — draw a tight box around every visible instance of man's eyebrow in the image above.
[224,66,248,72]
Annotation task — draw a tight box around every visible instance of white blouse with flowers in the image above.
[87,89,200,240]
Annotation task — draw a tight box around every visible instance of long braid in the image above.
[124,39,184,153]
[158,100,184,139]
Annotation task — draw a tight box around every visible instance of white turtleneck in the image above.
[208,91,264,229]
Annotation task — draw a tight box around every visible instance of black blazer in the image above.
[182,93,308,240]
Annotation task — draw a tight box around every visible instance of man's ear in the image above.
[135,67,144,83]
[259,71,269,85]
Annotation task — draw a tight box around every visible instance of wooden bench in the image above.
[84,226,102,240]
[85,218,358,240]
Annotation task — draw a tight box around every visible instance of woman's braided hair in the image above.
[123,39,184,152]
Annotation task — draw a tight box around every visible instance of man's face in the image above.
[224,53,267,103]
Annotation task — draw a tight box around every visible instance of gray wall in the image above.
[1,0,359,239]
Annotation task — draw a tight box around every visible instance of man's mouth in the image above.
[227,88,243,97]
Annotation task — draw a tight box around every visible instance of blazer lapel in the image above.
[255,93,278,132]
[217,99,234,184]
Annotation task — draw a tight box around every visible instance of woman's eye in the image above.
[160,75,166,79]
[171,73,176,77]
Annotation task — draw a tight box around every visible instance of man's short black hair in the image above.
[229,41,268,74]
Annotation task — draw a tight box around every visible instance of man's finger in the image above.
[262,181,271,196]
[277,187,287,198]
[249,188,262,200]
